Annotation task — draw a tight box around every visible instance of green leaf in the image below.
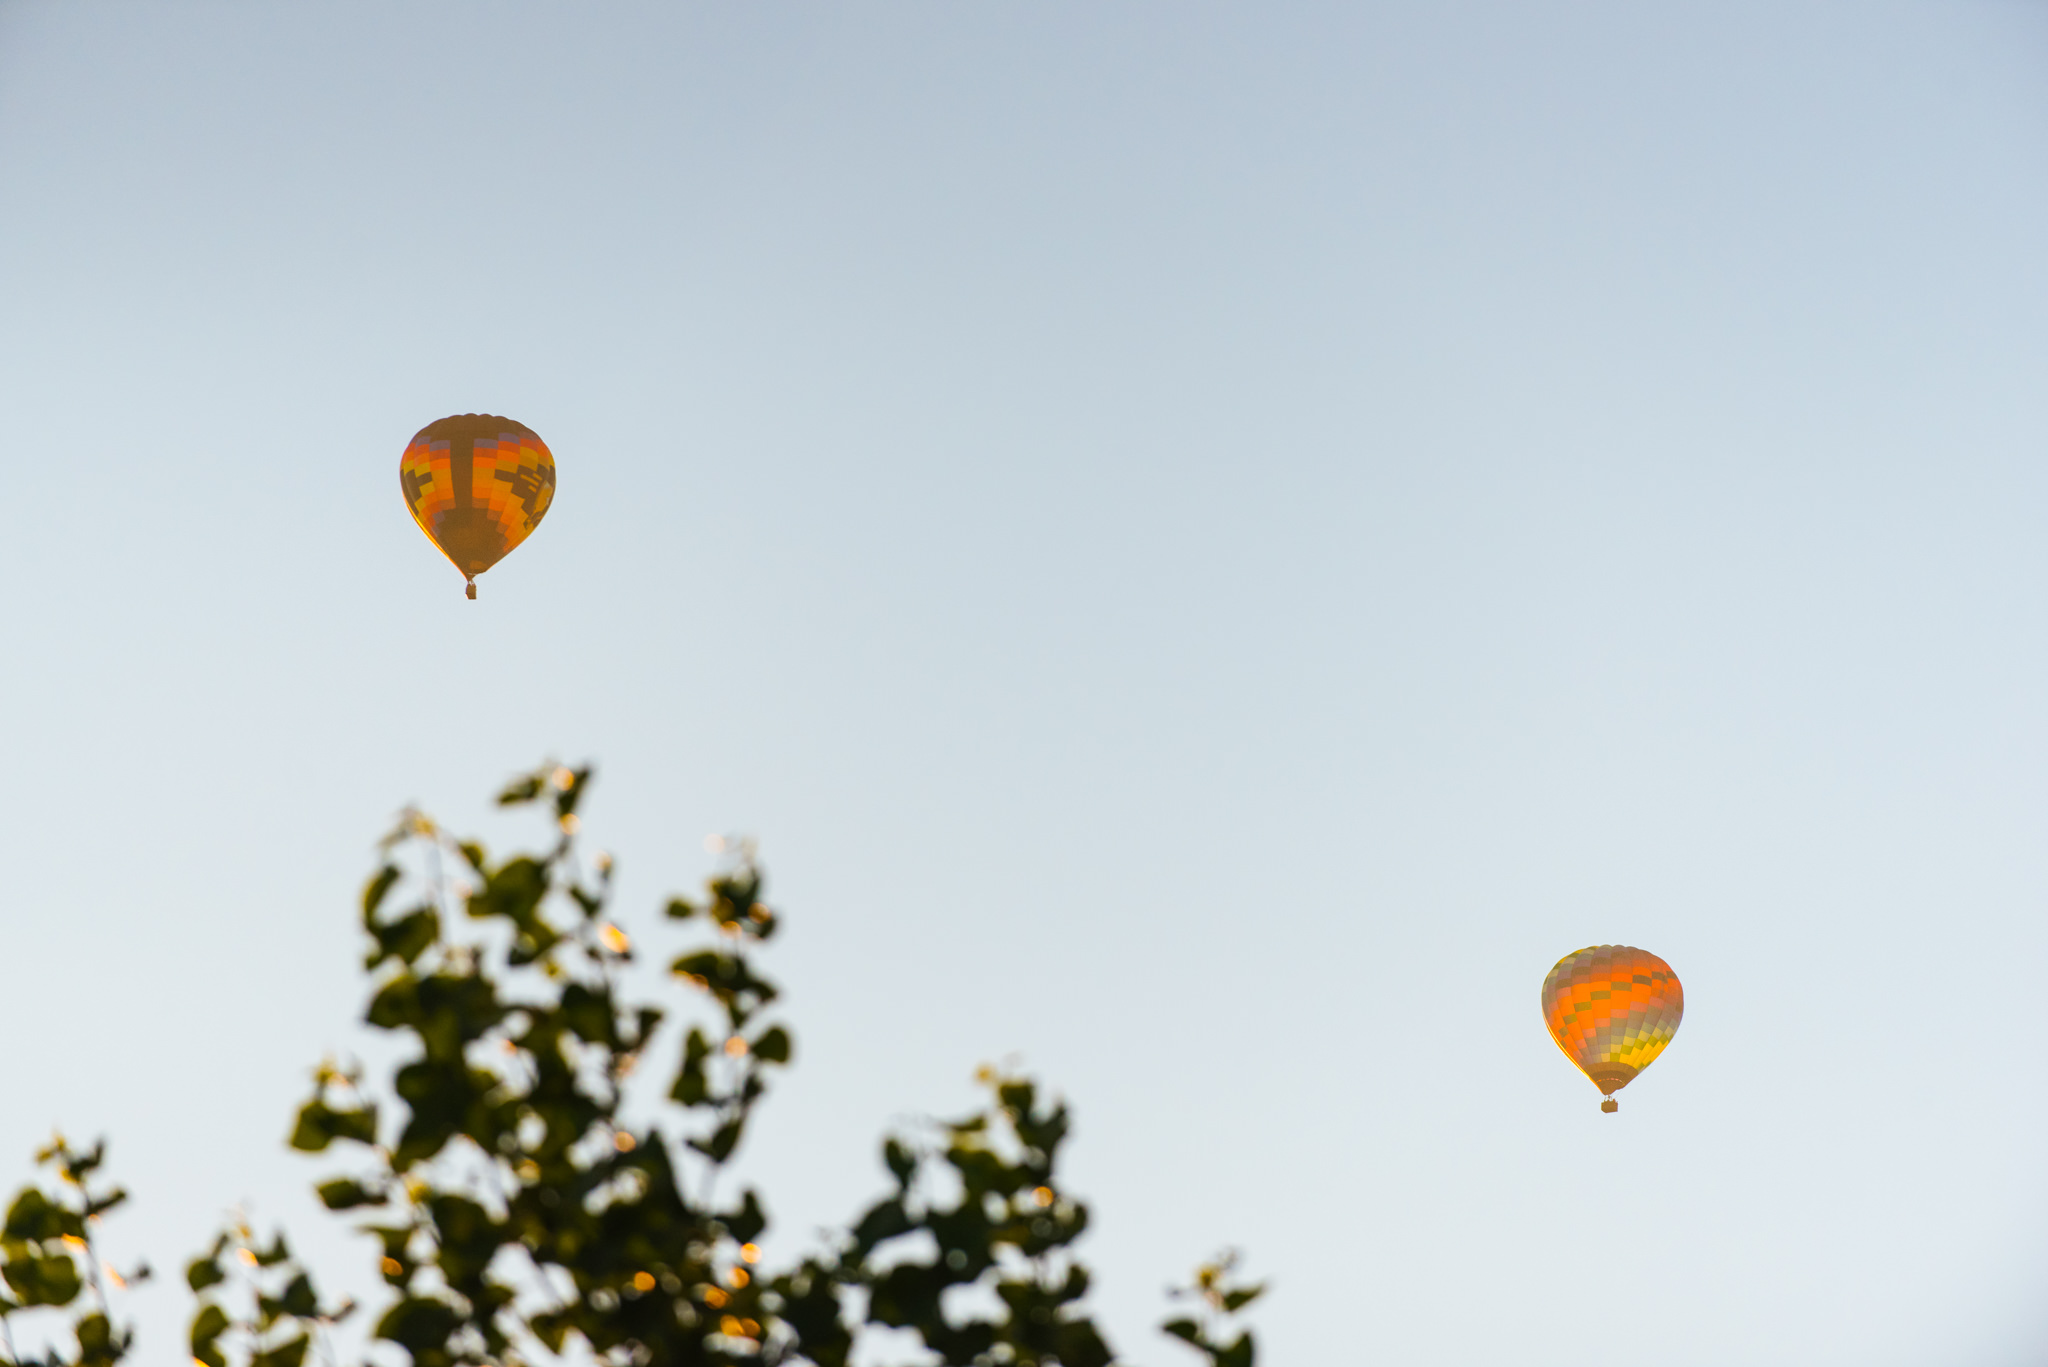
[190,1303,230,1367]
[279,1272,319,1318]
[3,1188,79,1243]
[559,982,615,1045]
[374,1295,462,1357]
[670,1028,710,1106]
[866,1260,946,1329]
[1053,1318,1116,1367]
[466,857,558,962]
[425,1193,501,1290]
[552,765,592,819]
[1162,1316,1203,1345]
[362,864,402,921]
[628,1006,664,1051]
[252,1334,310,1367]
[288,1101,332,1151]
[2,1252,81,1307]
[316,1179,381,1211]
[669,950,780,1022]
[774,1256,855,1367]
[850,1198,911,1255]
[468,857,550,926]
[61,1140,107,1183]
[687,1116,744,1164]
[496,772,546,806]
[366,1226,414,1285]
[82,1187,127,1220]
[370,972,504,1059]
[390,1060,492,1168]
[724,1188,767,1245]
[288,1100,377,1152]
[752,1025,792,1064]
[186,1255,226,1293]
[75,1310,116,1367]
[366,906,441,970]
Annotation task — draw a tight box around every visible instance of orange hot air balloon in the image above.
[399,414,556,598]
[1541,945,1683,1114]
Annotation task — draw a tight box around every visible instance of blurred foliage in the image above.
[839,1069,1115,1367]
[5,763,1259,1367]
[1162,1253,1265,1367]
[185,1220,354,1367]
[0,1137,149,1367]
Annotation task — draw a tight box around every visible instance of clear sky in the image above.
[2,3,2045,1362]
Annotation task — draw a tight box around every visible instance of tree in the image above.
[0,763,1262,1367]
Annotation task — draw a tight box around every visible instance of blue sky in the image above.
[2,3,2045,1362]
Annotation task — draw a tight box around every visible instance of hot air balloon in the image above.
[400,414,556,598]
[1541,945,1683,1113]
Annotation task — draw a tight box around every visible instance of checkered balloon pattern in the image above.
[1541,945,1683,1101]
[401,414,556,592]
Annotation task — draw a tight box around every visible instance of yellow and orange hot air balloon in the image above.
[400,414,556,598]
[1541,945,1683,1113]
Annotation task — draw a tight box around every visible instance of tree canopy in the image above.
[1,764,1260,1367]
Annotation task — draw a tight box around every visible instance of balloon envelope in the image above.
[400,414,555,595]
[1541,945,1683,1102]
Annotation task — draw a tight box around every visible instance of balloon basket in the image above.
[1600,1098,1618,1114]
[466,580,477,600]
